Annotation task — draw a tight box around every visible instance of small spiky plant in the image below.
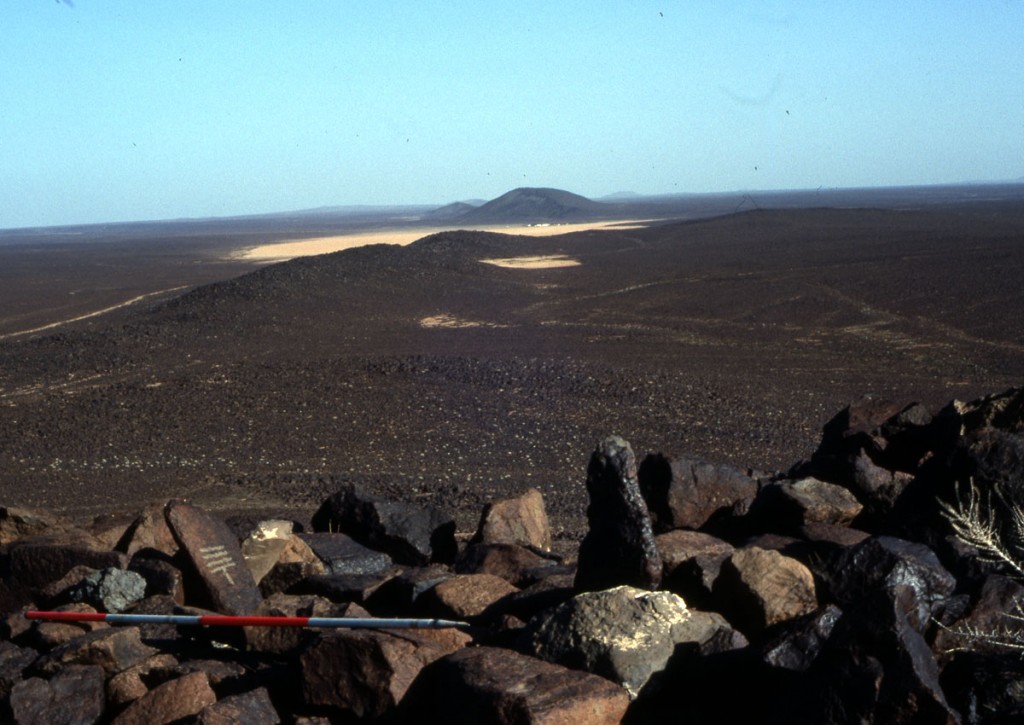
[938,479,1024,653]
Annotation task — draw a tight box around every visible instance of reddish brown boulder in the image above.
[419,573,519,620]
[36,626,157,676]
[106,653,179,707]
[164,500,262,615]
[198,687,281,724]
[471,488,552,551]
[244,593,354,655]
[114,503,179,557]
[255,534,326,596]
[713,547,818,637]
[405,646,630,724]
[8,535,128,591]
[454,543,556,587]
[300,628,461,719]
[8,664,106,725]
[31,602,109,650]
[111,671,216,725]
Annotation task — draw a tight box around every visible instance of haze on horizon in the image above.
[2,1,1022,230]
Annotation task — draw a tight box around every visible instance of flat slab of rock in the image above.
[165,500,262,615]
[198,687,281,725]
[454,543,556,587]
[575,436,662,592]
[420,573,519,620]
[297,532,394,576]
[405,646,630,724]
[471,488,552,551]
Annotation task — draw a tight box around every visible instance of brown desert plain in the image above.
[1,186,1023,547]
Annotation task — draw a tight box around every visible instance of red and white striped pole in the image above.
[25,610,471,630]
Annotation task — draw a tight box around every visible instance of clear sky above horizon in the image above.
[2,1,1022,229]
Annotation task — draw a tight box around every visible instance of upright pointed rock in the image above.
[575,436,662,592]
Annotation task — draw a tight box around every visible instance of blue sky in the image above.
[2,1,1022,228]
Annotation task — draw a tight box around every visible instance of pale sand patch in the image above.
[479,255,581,269]
[419,314,509,329]
[234,219,654,262]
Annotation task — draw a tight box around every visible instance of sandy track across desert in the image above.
[234,220,653,262]
[0,286,190,341]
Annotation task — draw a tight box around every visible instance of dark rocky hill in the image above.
[456,187,614,224]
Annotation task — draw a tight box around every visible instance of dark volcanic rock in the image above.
[827,535,956,631]
[311,485,457,566]
[128,552,186,605]
[164,500,262,615]
[638,452,758,531]
[297,532,394,576]
[363,565,452,616]
[760,604,842,672]
[575,436,662,592]
[809,588,960,724]
[8,536,128,591]
[655,529,734,609]
[948,387,1024,435]
[404,646,630,725]
[0,641,37,701]
[954,427,1024,501]
[8,664,106,725]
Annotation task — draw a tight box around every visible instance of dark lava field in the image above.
[2,203,1023,544]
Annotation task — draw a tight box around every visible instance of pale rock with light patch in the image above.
[521,585,740,698]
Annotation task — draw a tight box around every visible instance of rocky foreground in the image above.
[2,387,1023,723]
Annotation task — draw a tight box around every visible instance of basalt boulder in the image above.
[575,437,661,592]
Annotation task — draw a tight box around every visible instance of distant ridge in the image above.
[423,201,481,221]
[457,187,609,224]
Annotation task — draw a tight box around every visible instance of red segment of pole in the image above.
[26,611,107,622]
[197,615,312,628]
